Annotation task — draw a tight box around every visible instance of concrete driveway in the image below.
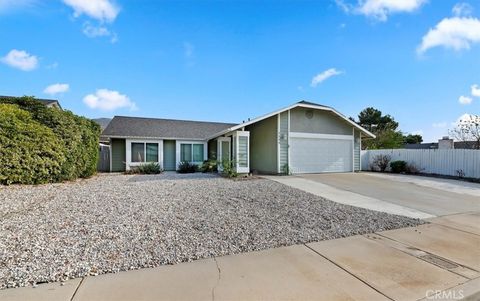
[266,172,480,218]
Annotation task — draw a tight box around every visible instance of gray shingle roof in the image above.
[102,116,237,140]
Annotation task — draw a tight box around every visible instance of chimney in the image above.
[438,136,454,149]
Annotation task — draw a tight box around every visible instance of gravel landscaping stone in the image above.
[0,173,424,289]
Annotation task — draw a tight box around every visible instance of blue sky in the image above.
[1,0,479,142]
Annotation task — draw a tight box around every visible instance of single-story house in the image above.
[101,101,375,174]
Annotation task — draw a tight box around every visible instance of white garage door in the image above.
[290,137,353,173]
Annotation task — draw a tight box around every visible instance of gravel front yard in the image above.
[0,173,423,289]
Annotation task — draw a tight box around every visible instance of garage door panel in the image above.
[290,138,352,173]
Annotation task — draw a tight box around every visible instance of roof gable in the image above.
[207,101,376,139]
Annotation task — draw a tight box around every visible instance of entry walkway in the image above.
[1,212,479,301]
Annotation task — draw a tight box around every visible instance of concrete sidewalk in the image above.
[1,212,479,301]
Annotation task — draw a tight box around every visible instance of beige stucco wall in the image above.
[245,115,278,174]
[290,107,352,135]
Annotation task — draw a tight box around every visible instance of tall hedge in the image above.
[0,104,66,184]
[0,97,100,184]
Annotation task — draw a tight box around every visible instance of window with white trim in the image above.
[180,143,204,162]
[131,142,158,163]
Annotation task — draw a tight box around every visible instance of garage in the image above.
[290,135,353,173]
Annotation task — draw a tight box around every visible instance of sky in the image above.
[1,0,479,143]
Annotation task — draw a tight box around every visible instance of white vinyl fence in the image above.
[361,149,480,179]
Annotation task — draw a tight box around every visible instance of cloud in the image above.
[83,22,110,37]
[0,0,36,12]
[453,113,476,125]
[62,0,119,23]
[82,22,117,42]
[458,95,473,105]
[417,17,480,54]
[471,84,480,97]
[432,122,447,128]
[43,83,69,95]
[1,49,38,71]
[83,89,136,111]
[46,62,59,69]
[335,0,426,21]
[311,68,343,87]
[452,2,473,17]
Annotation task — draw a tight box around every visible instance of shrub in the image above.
[138,162,162,174]
[200,160,217,173]
[177,161,198,173]
[281,164,291,175]
[221,159,237,178]
[390,160,407,173]
[405,162,421,174]
[372,154,391,172]
[0,104,67,184]
[0,96,100,184]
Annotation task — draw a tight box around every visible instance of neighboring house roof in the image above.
[92,118,112,131]
[404,141,479,149]
[102,116,237,140]
[0,95,62,109]
[207,100,376,139]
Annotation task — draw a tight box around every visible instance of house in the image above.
[101,101,375,174]
[404,136,479,150]
[0,95,62,109]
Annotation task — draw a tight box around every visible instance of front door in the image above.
[217,137,231,172]
[163,140,176,171]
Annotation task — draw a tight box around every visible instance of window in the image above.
[238,136,248,167]
[131,142,158,163]
[131,143,145,162]
[180,143,204,162]
[146,143,158,162]
[193,144,204,162]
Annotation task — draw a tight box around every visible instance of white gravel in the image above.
[0,173,424,289]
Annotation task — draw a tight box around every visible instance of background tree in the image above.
[403,134,423,144]
[449,114,480,149]
[354,107,403,149]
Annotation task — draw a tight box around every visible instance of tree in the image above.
[403,134,423,144]
[354,107,403,149]
[358,107,399,132]
[449,114,480,149]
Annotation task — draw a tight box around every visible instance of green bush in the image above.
[221,159,237,178]
[0,104,67,184]
[137,162,162,174]
[200,160,217,173]
[177,161,198,173]
[390,160,407,173]
[0,96,100,184]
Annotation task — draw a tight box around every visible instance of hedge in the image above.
[0,97,100,184]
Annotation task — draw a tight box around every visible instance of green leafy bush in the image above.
[200,160,217,173]
[221,159,237,178]
[0,104,67,184]
[390,160,407,173]
[126,163,162,174]
[138,162,162,174]
[0,96,100,184]
[177,161,198,173]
